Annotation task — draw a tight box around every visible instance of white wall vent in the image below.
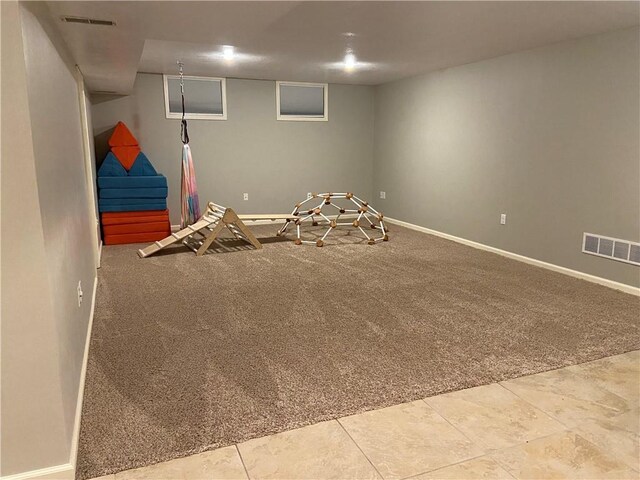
[583,233,640,266]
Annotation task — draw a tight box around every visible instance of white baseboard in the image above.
[68,274,98,471]
[98,240,103,268]
[242,214,360,225]
[239,219,289,225]
[0,464,73,480]
[385,217,640,296]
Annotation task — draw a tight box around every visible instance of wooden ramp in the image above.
[138,202,296,258]
[237,213,297,221]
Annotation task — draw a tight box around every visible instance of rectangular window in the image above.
[163,75,227,120]
[276,81,328,121]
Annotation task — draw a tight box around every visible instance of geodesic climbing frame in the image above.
[277,192,389,247]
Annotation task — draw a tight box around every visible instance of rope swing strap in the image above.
[178,61,189,145]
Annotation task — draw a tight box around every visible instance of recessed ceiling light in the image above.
[222,45,235,60]
[203,45,262,63]
[344,52,357,70]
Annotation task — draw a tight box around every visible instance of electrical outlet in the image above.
[77,281,83,307]
[307,192,312,199]
[380,191,386,199]
[243,193,249,201]
[500,213,507,225]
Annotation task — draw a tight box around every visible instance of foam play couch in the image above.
[97,122,171,245]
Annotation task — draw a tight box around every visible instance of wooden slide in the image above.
[138,202,296,258]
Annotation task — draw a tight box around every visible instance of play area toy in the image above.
[138,64,388,257]
[177,62,201,228]
[277,192,388,246]
[137,202,297,257]
[101,210,170,245]
[138,193,388,257]
[97,122,170,245]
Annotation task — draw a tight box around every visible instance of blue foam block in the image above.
[97,175,167,189]
[98,201,167,212]
[98,152,128,177]
[100,197,167,206]
[128,152,158,176]
[99,187,168,199]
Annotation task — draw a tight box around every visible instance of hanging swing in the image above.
[178,62,201,228]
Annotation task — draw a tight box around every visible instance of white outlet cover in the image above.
[243,193,249,200]
[307,192,312,199]
[77,281,83,306]
[380,191,386,199]
[500,214,507,225]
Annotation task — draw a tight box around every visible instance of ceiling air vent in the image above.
[582,233,640,266]
[61,16,116,26]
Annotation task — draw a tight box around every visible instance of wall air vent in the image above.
[61,16,116,26]
[582,233,640,266]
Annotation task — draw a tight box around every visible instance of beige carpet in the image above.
[77,225,639,479]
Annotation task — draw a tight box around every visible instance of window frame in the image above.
[276,81,329,122]
[163,74,227,120]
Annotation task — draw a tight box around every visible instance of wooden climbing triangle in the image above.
[137,202,263,257]
[138,202,299,257]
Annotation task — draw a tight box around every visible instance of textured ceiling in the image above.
[45,1,640,94]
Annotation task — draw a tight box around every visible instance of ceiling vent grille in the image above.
[61,16,116,26]
[582,233,640,267]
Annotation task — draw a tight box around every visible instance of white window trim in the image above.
[276,81,328,122]
[163,74,227,120]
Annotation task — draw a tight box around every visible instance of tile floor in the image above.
[91,350,639,480]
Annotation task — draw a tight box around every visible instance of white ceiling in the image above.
[45,1,639,94]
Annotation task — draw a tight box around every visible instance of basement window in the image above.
[276,81,328,121]
[163,75,227,120]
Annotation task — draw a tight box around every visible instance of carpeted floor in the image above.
[77,224,639,479]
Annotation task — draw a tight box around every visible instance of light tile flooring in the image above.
[92,351,639,480]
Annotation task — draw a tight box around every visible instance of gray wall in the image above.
[90,29,639,288]
[0,2,98,475]
[373,27,640,287]
[91,74,375,224]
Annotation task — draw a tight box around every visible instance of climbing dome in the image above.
[277,192,388,246]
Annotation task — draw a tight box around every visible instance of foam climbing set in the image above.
[97,122,170,245]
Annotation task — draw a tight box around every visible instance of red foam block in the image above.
[101,213,170,226]
[111,146,141,171]
[103,221,170,235]
[108,121,139,147]
[103,230,170,245]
